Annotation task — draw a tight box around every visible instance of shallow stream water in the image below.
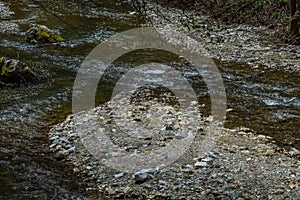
[0,0,299,199]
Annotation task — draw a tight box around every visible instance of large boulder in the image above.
[0,57,37,86]
[26,24,64,44]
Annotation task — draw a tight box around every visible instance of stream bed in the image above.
[0,0,299,199]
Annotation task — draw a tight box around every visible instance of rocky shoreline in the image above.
[48,1,300,199]
[140,1,299,73]
[49,88,300,199]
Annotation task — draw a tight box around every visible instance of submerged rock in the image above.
[0,57,36,86]
[26,24,64,44]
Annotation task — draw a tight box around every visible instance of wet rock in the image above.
[26,24,64,44]
[0,57,36,85]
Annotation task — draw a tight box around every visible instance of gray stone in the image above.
[289,148,300,156]
[0,57,36,85]
[158,180,167,185]
[111,182,123,187]
[26,24,64,44]
[132,169,155,182]
[194,161,207,168]
[175,133,188,139]
[208,152,219,158]
[114,172,126,178]
[201,157,213,162]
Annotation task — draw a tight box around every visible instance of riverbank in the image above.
[46,1,300,199]
[49,88,300,199]
[140,1,299,73]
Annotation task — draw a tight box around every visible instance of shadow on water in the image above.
[0,0,299,199]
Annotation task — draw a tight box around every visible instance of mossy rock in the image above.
[26,24,64,44]
[0,57,37,86]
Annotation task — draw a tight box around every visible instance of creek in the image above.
[0,0,299,199]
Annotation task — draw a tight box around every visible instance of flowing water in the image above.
[0,0,139,199]
[0,0,299,199]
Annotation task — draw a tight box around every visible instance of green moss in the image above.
[0,58,36,85]
[26,25,64,44]
[38,28,50,41]
[37,27,64,43]
[52,34,64,42]
[1,65,10,76]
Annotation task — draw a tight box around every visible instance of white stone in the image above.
[194,161,207,168]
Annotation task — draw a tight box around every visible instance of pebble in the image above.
[201,157,213,162]
[173,124,180,129]
[132,172,153,183]
[140,168,156,174]
[265,149,275,156]
[226,108,234,112]
[158,180,167,185]
[289,182,295,189]
[208,152,219,158]
[49,143,57,149]
[289,148,300,156]
[175,133,188,139]
[114,172,126,178]
[60,137,70,143]
[48,77,300,199]
[132,168,156,183]
[194,161,207,168]
[67,146,75,152]
[49,136,59,141]
[273,188,284,195]
[73,167,80,173]
[111,182,123,187]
